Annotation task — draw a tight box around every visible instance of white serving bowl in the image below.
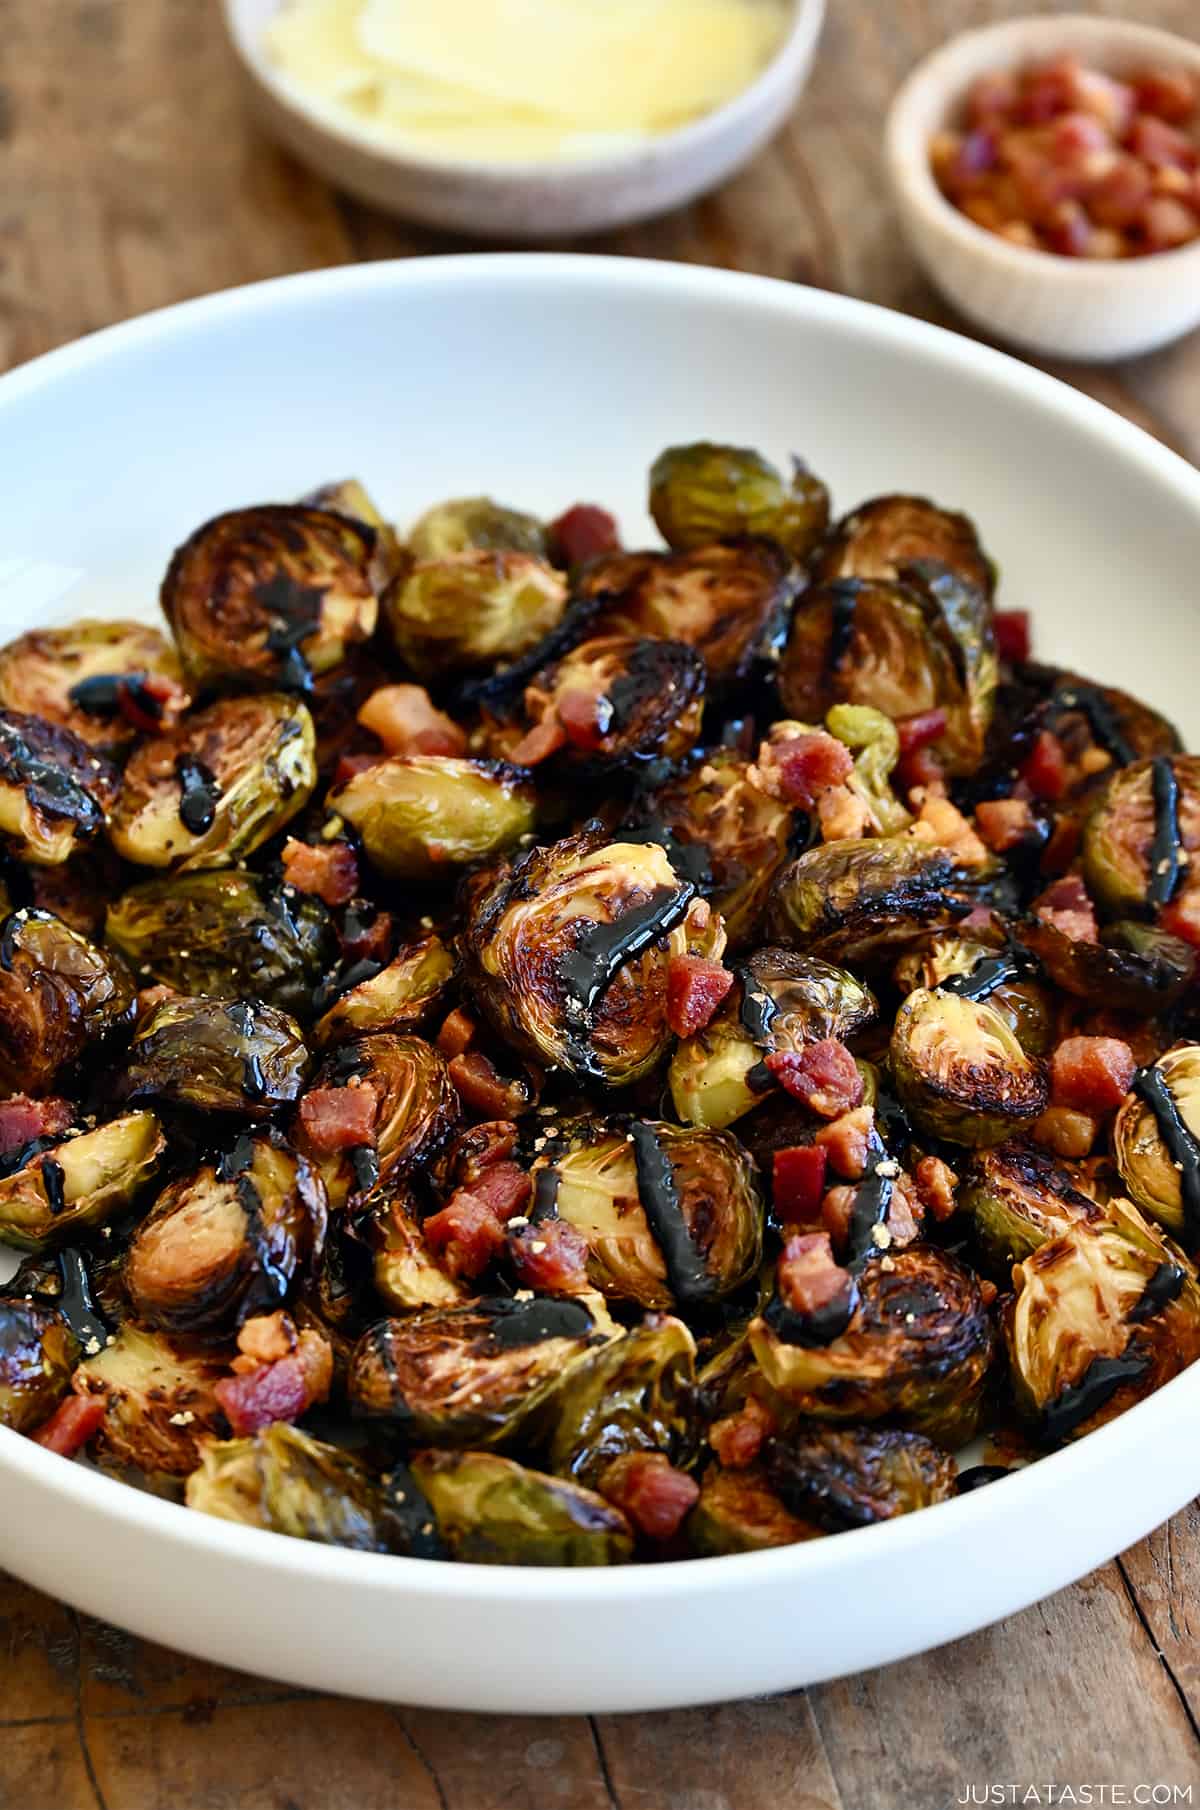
[886,13,1200,361]
[3,255,1200,1712]
[221,0,825,237]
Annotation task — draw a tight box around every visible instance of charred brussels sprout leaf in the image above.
[347,1295,615,1446]
[106,872,333,1018]
[187,1422,414,1552]
[385,551,567,680]
[0,908,134,1093]
[297,1034,460,1209]
[688,1462,820,1555]
[811,493,994,597]
[1018,918,1195,1017]
[161,505,379,691]
[123,998,308,1118]
[0,1112,164,1251]
[645,750,792,950]
[750,1244,994,1447]
[0,620,186,748]
[313,934,454,1048]
[410,1449,633,1565]
[329,756,535,882]
[408,496,548,561]
[961,1141,1107,1271]
[125,1136,326,1335]
[1083,754,1200,919]
[890,987,1048,1147]
[648,442,830,561]
[0,1301,79,1432]
[368,1191,465,1313]
[545,1314,698,1488]
[73,1324,230,1474]
[825,704,911,835]
[0,709,119,866]
[109,693,317,871]
[1113,1047,1200,1241]
[522,635,706,774]
[768,836,965,966]
[764,1424,957,1530]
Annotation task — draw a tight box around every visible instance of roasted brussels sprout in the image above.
[297,1035,460,1209]
[532,1119,763,1310]
[0,710,119,866]
[764,1424,957,1530]
[1041,671,1180,779]
[520,636,706,774]
[1004,1202,1200,1444]
[161,504,379,691]
[687,1462,820,1555]
[545,1314,698,1487]
[667,1018,765,1135]
[768,837,965,966]
[410,1449,633,1565]
[72,1323,230,1474]
[368,1191,465,1313]
[0,1301,79,1432]
[105,871,333,1017]
[896,934,1053,1057]
[124,1135,326,1335]
[408,496,548,561]
[0,1112,164,1251]
[347,1294,615,1446]
[462,828,723,1088]
[1113,1047,1200,1243]
[300,477,403,582]
[313,934,454,1048]
[648,442,830,561]
[0,907,134,1093]
[811,493,994,597]
[329,756,535,882]
[1017,917,1195,1017]
[750,1244,994,1446]
[0,620,187,748]
[187,1422,414,1551]
[109,693,316,871]
[645,750,792,950]
[123,998,308,1118]
[961,1141,1107,1271]
[890,987,1048,1147]
[1083,754,1200,919]
[385,551,567,680]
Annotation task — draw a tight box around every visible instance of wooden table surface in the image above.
[4,2,1200,1806]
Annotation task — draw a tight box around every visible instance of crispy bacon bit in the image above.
[424,1193,509,1280]
[772,1144,829,1228]
[975,797,1036,853]
[508,1217,591,1294]
[667,956,734,1038]
[436,1008,478,1060]
[1033,1105,1099,1160]
[0,1094,73,1158]
[219,1323,332,1435]
[815,1105,875,1180]
[357,684,467,758]
[820,1184,856,1250]
[887,1174,925,1245]
[899,745,945,795]
[777,1230,856,1319]
[281,838,360,908]
[117,671,188,737]
[896,708,949,760]
[1022,729,1068,802]
[510,717,568,767]
[333,751,386,788]
[766,1041,863,1119]
[556,688,611,753]
[30,1394,106,1457]
[235,1311,297,1368]
[817,783,871,842]
[909,793,989,867]
[297,1084,378,1153]
[915,1154,959,1223]
[753,730,853,809]
[549,504,621,567]
[1161,892,1200,950]
[994,610,1031,664]
[448,1120,520,1184]
[449,1051,529,1120]
[1034,872,1098,942]
[708,1396,777,1471]
[338,905,393,965]
[598,1453,699,1541]
[1050,1035,1135,1114]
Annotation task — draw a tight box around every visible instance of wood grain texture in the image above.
[2,2,1200,1806]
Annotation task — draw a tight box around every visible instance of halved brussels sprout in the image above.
[110,693,317,872]
[764,1424,957,1530]
[1018,917,1195,1017]
[545,1314,698,1487]
[407,496,548,561]
[329,756,535,883]
[648,442,830,561]
[578,540,795,686]
[385,551,567,680]
[105,871,334,1018]
[410,1449,633,1565]
[532,1119,763,1310]
[897,934,1053,1057]
[750,1244,994,1447]
[347,1293,615,1446]
[1005,1202,1200,1444]
[1113,1047,1200,1244]
[124,1135,326,1335]
[0,1112,164,1251]
[187,1422,416,1552]
[312,934,454,1048]
[297,1035,460,1209]
[645,750,793,950]
[903,560,998,774]
[687,1462,821,1555]
[300,478,404,583]
[1083,755,1200,919]
[123,998,309,1118]
[161,504,379,691]
[462,828,724,1088]
[768,836,965,966]
[367,1191,465,1313]
[521,635,706,774]
[890,987,1048,1147]
[668,1017,770,1134]
[961,1141,1107,1272]
[0,908,134,1093]
[72,1323,230,1473]
[0,710,119,866]
[811,493,994,597]
[0,620,187,748]
[1043,671,1180,778]
[0,1301,79,1432]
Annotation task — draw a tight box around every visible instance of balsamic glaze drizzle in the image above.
[530,1165,563,1224]
[735,967,778,1045]
[68,671,164,723]
[349,1146,380,1194]
[41,1157,66,1217]
[845,1136,896,1269]
[762,1282,859,1349]
[826,580,861,671]
[559,882,695,1032]
[939,953,1020,1004]
[1147,756,1183,910]
[56,1248,109,1352]
[629,1120,713,1306]
[1132,1064,1200,1247]
[1041,1351,1150,1444]
[1052,685,1137,768]
[1128,1261,1186,1322]
[482,1295,594,1348]
[215,1134,256,1181]
[174,753,221,835]
[383,1460,446,1560]
[955,1464,1010,1494]
[0,720,103,829]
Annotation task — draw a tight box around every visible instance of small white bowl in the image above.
[221,0,825,239]
[885,14,1200,362]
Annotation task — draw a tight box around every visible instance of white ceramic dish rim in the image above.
[3,251,1200,1622]
[886,12,1200,282]
[223,0,819,179]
